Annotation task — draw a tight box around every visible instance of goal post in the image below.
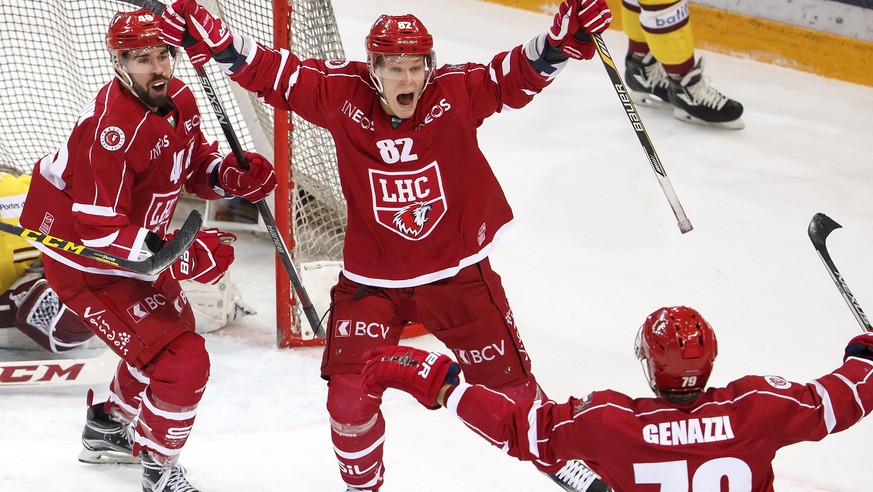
[0,0,427,348]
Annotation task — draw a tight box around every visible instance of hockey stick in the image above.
[0,348,119,388]
[587,32,693,234]
[0,210,202,276]
[119,0,325,338]
[808,213,872,332]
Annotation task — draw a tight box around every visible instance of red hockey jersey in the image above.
[448,353,873,491]
[20,78,222,280]
[229,43,552,287]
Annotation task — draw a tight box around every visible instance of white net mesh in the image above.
[0,0,349,343]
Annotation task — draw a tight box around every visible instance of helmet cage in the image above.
[365,14,436,100]
[634,306,718,395]
[106,9,177,92]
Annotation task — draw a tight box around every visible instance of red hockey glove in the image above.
[361,346,461,410]
[217,151,277,203]
[547,0,613,60]
[166,228,236,285]
[160,0,246,70]
[159,1,211,67]
[845,333,873,362]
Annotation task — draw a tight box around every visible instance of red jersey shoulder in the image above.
[90,81,150,153]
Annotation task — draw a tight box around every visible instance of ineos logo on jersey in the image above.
[416,98,452,130]
[150,135,170,160]
[100,126,126,151]
[369,162,447,240]
[342,100,375,132]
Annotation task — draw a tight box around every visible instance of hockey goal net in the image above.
[0,0,360,347]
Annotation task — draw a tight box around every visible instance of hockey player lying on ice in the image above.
[362,306,873,491]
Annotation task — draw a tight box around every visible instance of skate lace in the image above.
[641,52,669,91]
[554,460,597,491]
[679,60,729,110]
[158,465,198,492]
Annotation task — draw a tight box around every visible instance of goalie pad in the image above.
[12,277,95,353]
[181,273,256,334]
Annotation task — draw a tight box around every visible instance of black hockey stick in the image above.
[808,213,872,332]
[586,32,693,234]
[0,209,202,276]
[120,0,324,339]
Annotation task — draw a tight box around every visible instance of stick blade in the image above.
[808,213,842,250]
[142,210,203,275]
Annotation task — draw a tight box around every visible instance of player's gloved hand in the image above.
[216,151,277,203]
[166,228,236,285]
[547,0,613,60]
[361,346,461,410]
[844,333,873,362]
[158,1,211,66]
[159,0,249,71]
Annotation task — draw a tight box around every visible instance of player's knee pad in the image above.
[146,331,210,408]
[13,278,94,353]
[327,373,381,430]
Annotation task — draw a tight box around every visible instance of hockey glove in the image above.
[160,0,250,72]
[361,346,461,410]
[547,0,613,60]
[844,332,873,362]
[166,228,236,285]
[215,151,277,203]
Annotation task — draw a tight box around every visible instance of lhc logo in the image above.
[100,126,126,151]
[369,162,447,240]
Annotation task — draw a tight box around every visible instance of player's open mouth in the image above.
[397,92,414,107]
[150,80,167,93]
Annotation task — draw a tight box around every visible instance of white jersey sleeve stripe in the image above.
[811,379,838,433]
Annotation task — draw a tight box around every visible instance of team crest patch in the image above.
[100,126,126,151]
[369,162,447,240]
[763,375,791,390]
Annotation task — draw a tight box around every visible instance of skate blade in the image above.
[672,109,745,130]
[628,90,672,109]
[78,448,140,465]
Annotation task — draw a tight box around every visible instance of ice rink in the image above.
[2,0,872,490]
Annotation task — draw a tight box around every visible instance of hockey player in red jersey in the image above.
[159,1,612,490]
[363,306,873,491]
[19,9,276,492]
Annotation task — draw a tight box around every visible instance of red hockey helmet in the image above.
[105,9,177,95]
[634,306,718,395]
[365,14,436,97]
[106,9,163,53]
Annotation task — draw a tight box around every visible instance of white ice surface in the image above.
[2,0,873,490]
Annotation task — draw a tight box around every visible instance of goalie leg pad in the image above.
[13,278,95,353]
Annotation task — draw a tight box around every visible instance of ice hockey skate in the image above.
[667,58,744,129]
[624,52,671,107]
[547,460,611,492]
[142,452,200,492]
[78,401,139,465]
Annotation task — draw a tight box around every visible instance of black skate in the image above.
[667,58,744,129]
[547,460,611,492]
[78,401,139,465]
[345,488,379,492]
[142,452,200,492]
[625,52,671,107]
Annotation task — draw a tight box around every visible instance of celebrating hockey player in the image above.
[159,0,613,490]
[363,306,873,491]
[19,9,276,492]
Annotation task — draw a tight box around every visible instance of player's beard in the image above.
[132,75,171,109]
